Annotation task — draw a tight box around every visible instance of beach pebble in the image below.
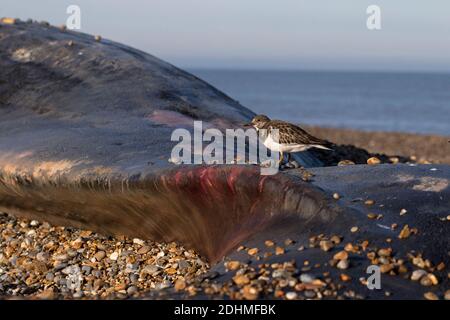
[71,238,83,249]
[367,157,381,165]
[398,225,411,239]
[338,160,355,166]
[36,252,49,262]
[133,238,145,245]
[300,273,315,284]
[242,285,259,300]
[272,269,289,278]
[109,252,119,261]
[45,273,55,281]
[340,274,351,282]
[285,292,297,300]
[1,17,16,25]
[337,259,349,270]
[233,274,250,286]
[94,251,106,261]
[79,230,92,237]
[30,220,40,227]
[127,286,138,295]
[264,240,274,247]
[445,290,450,300]
[420,275,433,286]
[420,273,438,286]
[81,265,92,275]
[410,269,427,281]
[436,262,445,271]
[225,261,240,271]
[137,246,150,254]
[367,213,377,219]
[330,235,342,244]
[424,292,439,300]
[319,240,334,252]
[178,259,190,270]
[333,251,348,261]
[141,265,160,276]
[275,247,285,255]
[389,157,399,164]
[53,254,69,262]
[174,279,186,291]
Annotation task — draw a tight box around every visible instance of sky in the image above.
[2,0,450,72]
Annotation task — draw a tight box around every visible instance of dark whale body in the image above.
[0,20,448,299]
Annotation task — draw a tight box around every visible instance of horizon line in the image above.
[183,66,450,75]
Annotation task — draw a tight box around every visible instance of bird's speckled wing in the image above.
[263,120,330,146]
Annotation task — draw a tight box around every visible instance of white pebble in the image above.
[337,259,349,270]
[30,220,39,227]
[285,292,298,300]
[411,269,427,281]
[109,252,119,261]
[133,238,145,245]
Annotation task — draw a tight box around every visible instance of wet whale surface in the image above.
[0,21,449,299]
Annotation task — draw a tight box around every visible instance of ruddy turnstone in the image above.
[245,114,332,166]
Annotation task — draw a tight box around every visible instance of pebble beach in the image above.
[0,212,209,299]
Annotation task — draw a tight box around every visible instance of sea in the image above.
[189,69,450,136]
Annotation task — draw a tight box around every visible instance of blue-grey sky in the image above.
[2,0,450,72]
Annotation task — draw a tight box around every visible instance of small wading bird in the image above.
[245,114,333,167]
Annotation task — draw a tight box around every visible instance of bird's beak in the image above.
[243,122,252,127]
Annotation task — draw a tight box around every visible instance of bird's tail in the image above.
[310,138,334,151]
[312,144,332,151]
[306,132,334,151]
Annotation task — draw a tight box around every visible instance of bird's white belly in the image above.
[263,135,310,153]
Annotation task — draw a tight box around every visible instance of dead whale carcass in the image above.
[0,20,323,260]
